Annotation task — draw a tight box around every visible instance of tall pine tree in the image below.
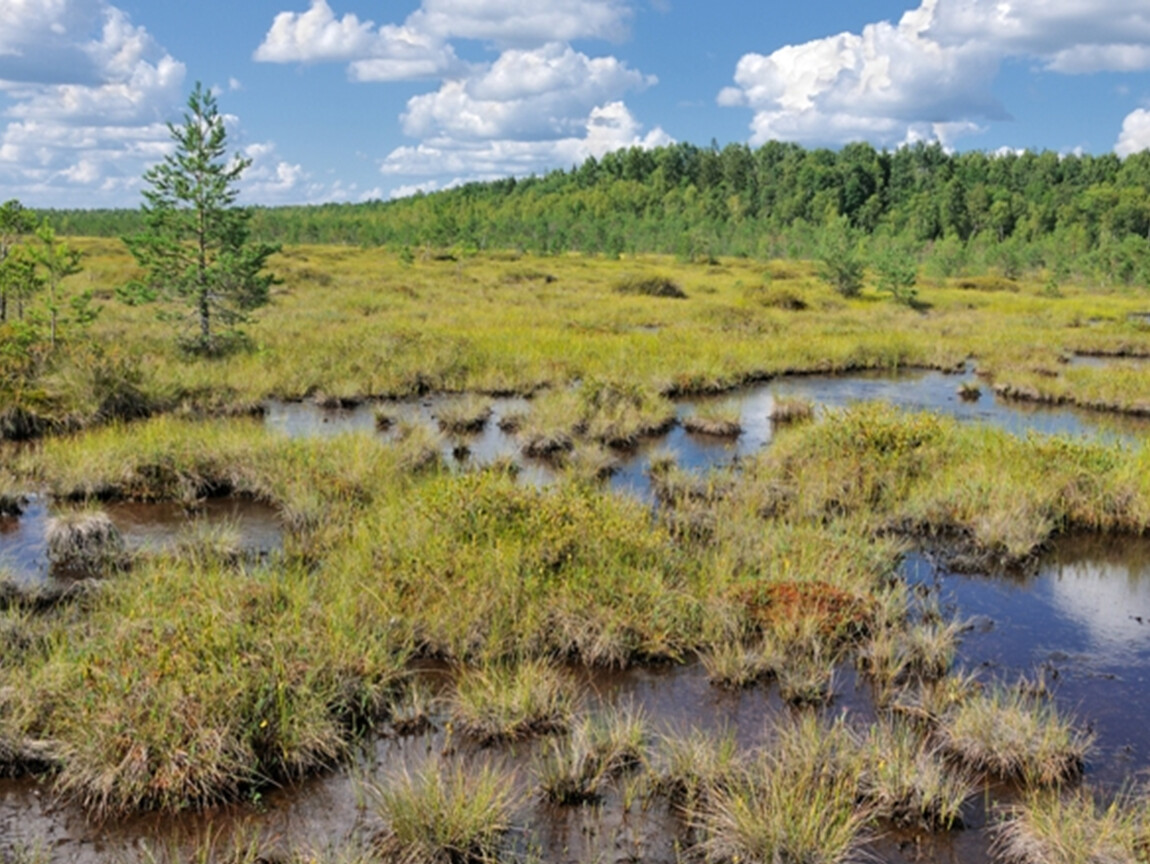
[125,82,278,353]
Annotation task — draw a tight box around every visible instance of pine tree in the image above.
[125,82,278,353]
[0,199,35,323]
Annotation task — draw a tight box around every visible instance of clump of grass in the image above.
[696,716,868,864]
[374,408,395,430]
[683,404,742,438]
[44,509,126,575]
[769,396,815,424]
[938,681,1092,785]
[536,704,648,804]
[436,397,493,434]
[449,660,573,744]
[957,380,982,401]
[517,392,578,458]
[614,274,688,299]
[578,380,676,448]
[167,518,245,567]
[557,442,620,483]
[701,639,781,689]
[370,758,518,864]
[861,720,974,830]
[993,788,1145,864]
[655,728,741,813]
[393,421,445,473]
[777,655,836,706]
[893,668,982,724]
[901,616,966,682]
[390,681,437,737]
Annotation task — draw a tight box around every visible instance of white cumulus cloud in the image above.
[401,43,654,141]
[257,0,664,192]
[721,0,1150,151]
[0,0,188,205]
[383,100,670,178]
[1116,109,1150,157]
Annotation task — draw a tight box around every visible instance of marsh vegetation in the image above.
[4,244,1150,863]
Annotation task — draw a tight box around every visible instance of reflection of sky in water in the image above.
[1046,555,1150,658]
[0,497,283,586]
[905,537,1150,783]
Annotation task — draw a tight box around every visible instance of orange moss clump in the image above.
[736,581,873,640]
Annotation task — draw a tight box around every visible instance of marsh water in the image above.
[5,363,1150,861]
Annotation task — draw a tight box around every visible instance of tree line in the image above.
[33,139,1150,285]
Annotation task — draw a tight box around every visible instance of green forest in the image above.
[37,140,1150,287]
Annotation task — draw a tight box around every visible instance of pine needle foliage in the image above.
[124,82,278,354]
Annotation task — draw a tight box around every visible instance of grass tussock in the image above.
[939,682,1092,785]
[369,758,518,864]
[44,509,127,574]
[536,703,648,804]
[25,556,409,818]
[993,788,1147,864]
[861,720,974,830]
[769,396,815,424]
[695,716,869,864]
[683,404,743,437]
[449,660,574,744]
[435,396,494,433]
[701,638,782,689]
[614,274,688,299]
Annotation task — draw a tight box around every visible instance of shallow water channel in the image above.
[4,365,1150,861]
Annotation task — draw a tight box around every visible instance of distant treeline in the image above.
[38,140,1150,284]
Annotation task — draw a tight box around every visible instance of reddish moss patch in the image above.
[735,581,874,640]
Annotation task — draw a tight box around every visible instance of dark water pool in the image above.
[0,497,283,585]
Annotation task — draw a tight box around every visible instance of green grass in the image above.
[449,660,574,744]
[938,682,1092,785]
[695,715,869,864]
[860,720,974,830]
[535,704,648,804]
[993,788,1147,864]
[368,758,518,864]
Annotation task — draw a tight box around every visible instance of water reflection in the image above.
[904,536,1150,783]
[0,496,283,585]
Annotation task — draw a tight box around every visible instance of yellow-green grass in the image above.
[6,398,1150,819]
[367,757,519,864]
[694,715,869,864]
[860,720,974,830]
[21,239,1150,442]
[938,684,1092,785]
[448,659,574,744]
[993,787,1149,864]
[535,704,648,804]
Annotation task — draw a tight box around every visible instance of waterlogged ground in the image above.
[0,496,283,586]
[265,365,1150,501]
[5,365,1150,861]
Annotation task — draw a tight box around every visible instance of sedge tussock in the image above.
[369,758,518,864]
[939,682,1092,785]
[992,787,1145,864]
[449,659,573,744]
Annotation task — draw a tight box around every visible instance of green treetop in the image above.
[125,82,278,354]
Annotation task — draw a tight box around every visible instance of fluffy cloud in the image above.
[1116,109,1150,157]
[401,44,654,141]
[257,1,664,191]
[409,0,632,45]
[383,100,671,178]
[721,0,1150,150]
[254,0,459,81]
[0,0,186,205]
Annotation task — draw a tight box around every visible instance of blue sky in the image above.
[2,0,1149,208]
